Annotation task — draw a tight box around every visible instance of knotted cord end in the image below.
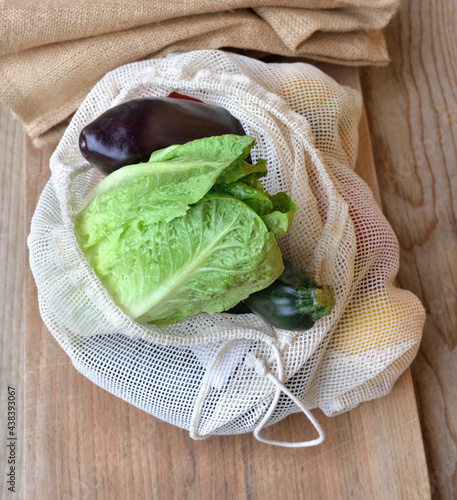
[245,352,268,377]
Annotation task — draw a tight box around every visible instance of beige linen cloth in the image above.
[0,0,400,147]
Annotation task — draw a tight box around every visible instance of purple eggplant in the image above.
[79,96,247,175]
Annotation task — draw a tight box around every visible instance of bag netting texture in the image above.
[28,49,425,442]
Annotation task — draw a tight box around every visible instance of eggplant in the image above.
[241,259,335,331]
[79,96,247,175]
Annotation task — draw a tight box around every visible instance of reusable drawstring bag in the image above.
[28,49,425,447]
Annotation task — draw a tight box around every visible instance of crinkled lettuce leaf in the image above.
[210,173,297,237]
[76,135,255,247]
[216,158,268,184]
[211,180,273,216]
[74,134,296,326]
[260,192,297,237]
[83,194,282,325]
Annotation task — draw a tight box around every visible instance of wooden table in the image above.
[1,2,456,498]
[1,70,430,499]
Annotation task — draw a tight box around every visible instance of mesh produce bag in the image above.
[28,49,425,447]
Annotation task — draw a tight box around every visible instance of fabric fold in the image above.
[0,0,401,147]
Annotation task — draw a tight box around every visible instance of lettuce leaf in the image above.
[210,180,273,216]
[216,158,268,184]
[260,192,297,237]
[83,194,282,325]
[209,176,297,236]
[75,135,295,326]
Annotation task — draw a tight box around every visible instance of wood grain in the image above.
[17,66,431,500]
[0,106,25,500]
[360,0,457,498]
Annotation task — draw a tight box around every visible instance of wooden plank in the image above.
[0,106,25,500]
[19,66,431,500]
[359,0,457,497]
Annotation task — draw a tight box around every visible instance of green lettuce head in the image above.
[74,135,296,326]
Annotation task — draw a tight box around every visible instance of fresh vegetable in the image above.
[275,73,356,160]
[74,134,297,326]
[242,259,335,331]
[79,97,246,175]
[167,91,202,102]
[327,288,402,355]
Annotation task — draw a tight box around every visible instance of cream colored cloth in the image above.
[0,0,400,147]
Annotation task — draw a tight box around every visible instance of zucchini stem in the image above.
[296,285,335,321]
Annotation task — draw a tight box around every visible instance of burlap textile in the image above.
[0,0,400,147]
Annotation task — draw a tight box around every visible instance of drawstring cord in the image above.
[245,345,325,448]
[189,340,235,441]
[189,341,325,448]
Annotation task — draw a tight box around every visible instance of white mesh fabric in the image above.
[28,49,425,440]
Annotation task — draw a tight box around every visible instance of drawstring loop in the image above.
[245,345,325,448]
[189,340,325,447]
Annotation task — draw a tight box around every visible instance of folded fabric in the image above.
[0,0,400,147]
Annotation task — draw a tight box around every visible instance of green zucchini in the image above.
[242,259,335,331]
